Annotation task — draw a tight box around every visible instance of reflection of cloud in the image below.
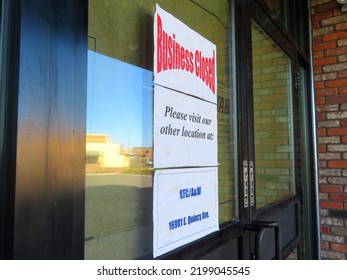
[87,50,153,148]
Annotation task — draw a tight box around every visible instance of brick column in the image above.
[311,0,347,260]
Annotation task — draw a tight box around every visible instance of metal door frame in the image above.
[235,0,319,259]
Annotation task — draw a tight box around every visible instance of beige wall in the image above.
[86,142,130,168]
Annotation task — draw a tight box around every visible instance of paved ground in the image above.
[85,173,153,259]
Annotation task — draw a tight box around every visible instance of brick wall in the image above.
[311,0,347,260]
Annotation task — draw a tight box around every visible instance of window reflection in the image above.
[263,0,290,33]
[86,0,237,259]
[87,51,153,150]
[85,51,153,259]
[264,0,282,17]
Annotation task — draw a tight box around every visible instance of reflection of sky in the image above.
[87,50,153,148]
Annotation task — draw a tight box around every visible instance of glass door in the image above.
[250,18,300,259]
[252,20,295,210]
[236,0,306,260]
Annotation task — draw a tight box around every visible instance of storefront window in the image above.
[86,0,236,259]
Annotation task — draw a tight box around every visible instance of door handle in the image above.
[244,221,281,260]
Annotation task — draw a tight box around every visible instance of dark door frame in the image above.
[235,0,319,259]
[0,0,21,260]
[1,0,87,260]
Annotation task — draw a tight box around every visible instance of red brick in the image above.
[316,96,326,105]
[316,1,341,13]
[318,145,327,152]
[321,225,330,233]
[327,128,347,135]
[320,201,343,209]
[315,88,339,96]
[315,81,325,89]
[339,87,347,94]
[338,70,347,78]
[313,41,337,51]
[331,243,347,253]
[313,50,324,59]
[325,79,347,88]
[312,21,321,30]
[312,10,333,21]
[318,128,327,136]
[314,56,337,66]
[336,22,347,31]
[342,120,347,127]
[342,136,347,143]
[320,185,343,193]
[328,161,347,168]
[323,32,347,42]
[321,241,330,250]
[325,46,347,57]
[314,66,323,74]
[326,95,347,103]
[316,112,326,120]
[312,10,333,22]
[333,8,343,17]
[330,194,347,202]
[313,36,323,45]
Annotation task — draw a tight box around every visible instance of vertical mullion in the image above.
[235,0,253,259]
[0,0,21,260]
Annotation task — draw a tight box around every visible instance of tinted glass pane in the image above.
[263,0,309,54]
[264,0,282,17]
[86,0,236,259]
[264,0,287,27]
[251,21,295,209]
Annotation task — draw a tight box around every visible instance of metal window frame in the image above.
[0,0,21,260]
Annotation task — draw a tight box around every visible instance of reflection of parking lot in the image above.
[85,173,153,259]
[85,173,152,188]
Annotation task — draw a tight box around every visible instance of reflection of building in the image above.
[131,147,153,166]
[86,134,130,172]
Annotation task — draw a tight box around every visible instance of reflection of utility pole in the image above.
[128,130,131,153]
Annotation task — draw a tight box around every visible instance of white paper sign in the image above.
[154,4,217,104]
[153,5,219,258]
[153,167,219,257]
[154,85,218,168]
